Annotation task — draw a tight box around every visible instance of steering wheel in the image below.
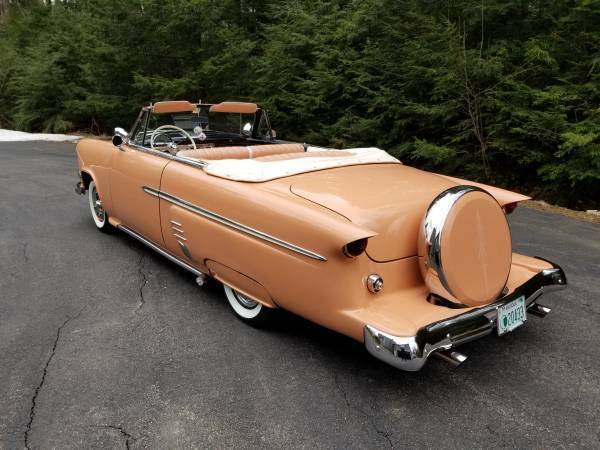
[150,125,197,152]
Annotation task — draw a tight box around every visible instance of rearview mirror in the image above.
[112,127,128,147]
[242,122,252,137]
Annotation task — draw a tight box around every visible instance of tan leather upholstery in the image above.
[209,102,258,114]
[178,143,304,160]
[254,150,353,162]
[249,144,304,158]
[152,101,195,114]
[179,146,249,160]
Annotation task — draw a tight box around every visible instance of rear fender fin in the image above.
[435,174,530,207]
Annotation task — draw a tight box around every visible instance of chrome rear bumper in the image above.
[364,260,566,371]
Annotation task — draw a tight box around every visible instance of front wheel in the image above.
[88,180,114,233]
[223,284,272,326]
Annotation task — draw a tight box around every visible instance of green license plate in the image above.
[497,296,527,336]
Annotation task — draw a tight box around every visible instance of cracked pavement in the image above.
[133,251,148,315]
[0,142,599,448]
[24,308,86,449]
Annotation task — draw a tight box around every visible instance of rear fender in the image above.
[435,174,530,207]
[205,260,278,308]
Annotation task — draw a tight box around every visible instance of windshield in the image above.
[152,108,254,134]
[128,104,275,148]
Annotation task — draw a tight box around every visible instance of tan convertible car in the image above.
[75,100,566,371]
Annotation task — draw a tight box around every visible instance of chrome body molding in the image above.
[364,261,567,371]
[142,186,327,261]
[419,185,488,300]
[142,186,160,197]
[177,240,194,260]
[118,225,203,277]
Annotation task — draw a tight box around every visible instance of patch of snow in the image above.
[0,129,81,142]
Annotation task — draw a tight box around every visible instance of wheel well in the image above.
[81,171,93,189]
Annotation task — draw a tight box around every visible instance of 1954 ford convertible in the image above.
[75,100,567,371]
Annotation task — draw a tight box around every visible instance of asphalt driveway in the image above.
[0,141,599,449]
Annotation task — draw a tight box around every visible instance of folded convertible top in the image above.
[202,147,400,182]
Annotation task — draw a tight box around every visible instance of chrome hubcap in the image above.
[234,291,259,309]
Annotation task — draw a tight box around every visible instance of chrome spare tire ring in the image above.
[418,185,512,306]
[420,185,483,297]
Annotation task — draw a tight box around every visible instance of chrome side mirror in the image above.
[112,127,128,147]
[242,122,253,137]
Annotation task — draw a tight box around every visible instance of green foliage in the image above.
[0,0,599,208]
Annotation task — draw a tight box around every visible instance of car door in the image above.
[110,109,170,246]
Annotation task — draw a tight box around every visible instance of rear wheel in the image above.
[88,180,114,233]
[223,284,272,326]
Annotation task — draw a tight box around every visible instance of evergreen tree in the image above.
[0,0,598,208]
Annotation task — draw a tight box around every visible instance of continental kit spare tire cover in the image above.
[417,186,512,307]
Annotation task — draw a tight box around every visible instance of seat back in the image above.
[178,143,304,160]
[254,150,353,162]
[178,146,248,160]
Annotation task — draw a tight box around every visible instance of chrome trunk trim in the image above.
[142,186,327,261]
[364,261,566,371]
[118,225,203,276]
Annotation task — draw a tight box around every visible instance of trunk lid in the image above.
[289,164,456,262]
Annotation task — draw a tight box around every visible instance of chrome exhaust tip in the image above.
[435,350,468,367]
[528,303,551,318]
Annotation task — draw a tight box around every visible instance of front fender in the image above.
[76,139,115,213]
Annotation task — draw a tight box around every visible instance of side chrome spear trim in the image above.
[142,186,327,262]
[119,225,203,276]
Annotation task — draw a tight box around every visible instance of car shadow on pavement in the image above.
[115,227,512,382]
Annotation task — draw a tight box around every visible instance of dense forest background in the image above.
[0,0,598,208]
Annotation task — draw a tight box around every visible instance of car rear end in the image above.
[282,163,567,370]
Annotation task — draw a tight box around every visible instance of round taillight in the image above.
[342,238,368,258]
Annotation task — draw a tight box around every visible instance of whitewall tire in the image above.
[223,284,272,326]
[88,180,113,232]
